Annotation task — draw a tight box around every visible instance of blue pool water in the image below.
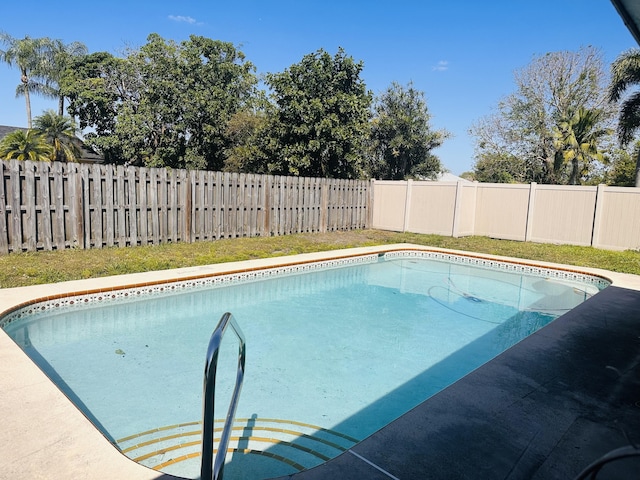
[2,253,607,479]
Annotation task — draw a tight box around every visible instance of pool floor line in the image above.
[347,449,400,480]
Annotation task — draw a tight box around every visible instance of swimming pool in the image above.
[0,247,611,480]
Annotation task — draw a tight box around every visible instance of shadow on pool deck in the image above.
[277,285,640,479]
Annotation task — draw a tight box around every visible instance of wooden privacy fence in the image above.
[0,160,371,254]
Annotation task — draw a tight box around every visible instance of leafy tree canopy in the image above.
[263,48,372,179]
[222,106,270,173]
[369,81,448,180]
[61,34,258,169]
[604,142,640,186]
[473,152,528,183]
[470,46,614,185]
[59,51,135,163]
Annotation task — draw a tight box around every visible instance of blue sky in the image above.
[0,0,636,174]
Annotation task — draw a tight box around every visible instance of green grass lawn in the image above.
[1,229,639,288]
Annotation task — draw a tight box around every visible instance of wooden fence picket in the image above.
[10,161,23,252]
[37,162,53,251]
[0,162,8,254]
[49,162,61,249]
[68,164,83,249]
[102,165,113,247]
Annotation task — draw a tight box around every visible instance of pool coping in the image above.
[2,243,639,480]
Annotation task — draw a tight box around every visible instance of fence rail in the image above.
[0,160,371,254]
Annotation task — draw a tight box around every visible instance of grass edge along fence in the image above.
[0,160,372,254]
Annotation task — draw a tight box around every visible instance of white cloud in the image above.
[168,15,197,24]
[432,60,449,72]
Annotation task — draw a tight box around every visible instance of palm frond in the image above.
[32,110,81,161]
[0,129,53,161]
[609,49,640,102]
[616,91,640,145]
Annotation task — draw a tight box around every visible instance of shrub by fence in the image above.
[0,160,371,254]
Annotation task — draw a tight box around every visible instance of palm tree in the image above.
[33,110,82,162]
[609,49,640,187]
[0,129,53,161]
[37,39,88,116]
[0,33,53,128]
[553,107,609,185]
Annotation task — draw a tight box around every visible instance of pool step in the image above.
[116,417,360,475]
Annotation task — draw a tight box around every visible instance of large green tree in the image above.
[609,48,640,187]
[471,46,613,184]
[0,129,52,161]
[263,48,372,178]
[60,51,135,163]
[368,81,448,180]
[0,33,54,128]
[33,110,82,162]
[172,35,258,170]
[61,34,257,168]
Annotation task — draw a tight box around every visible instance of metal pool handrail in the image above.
[201,312,246,480]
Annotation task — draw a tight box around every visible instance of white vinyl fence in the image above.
[372,180,640,251]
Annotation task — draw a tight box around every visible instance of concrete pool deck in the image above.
[1,244,639,480]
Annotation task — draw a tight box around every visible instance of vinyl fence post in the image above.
[591,184,606,248]
[452,181,464,238]
[367,179,375,230]
[402,179,413,233]
[524,182,537,242]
